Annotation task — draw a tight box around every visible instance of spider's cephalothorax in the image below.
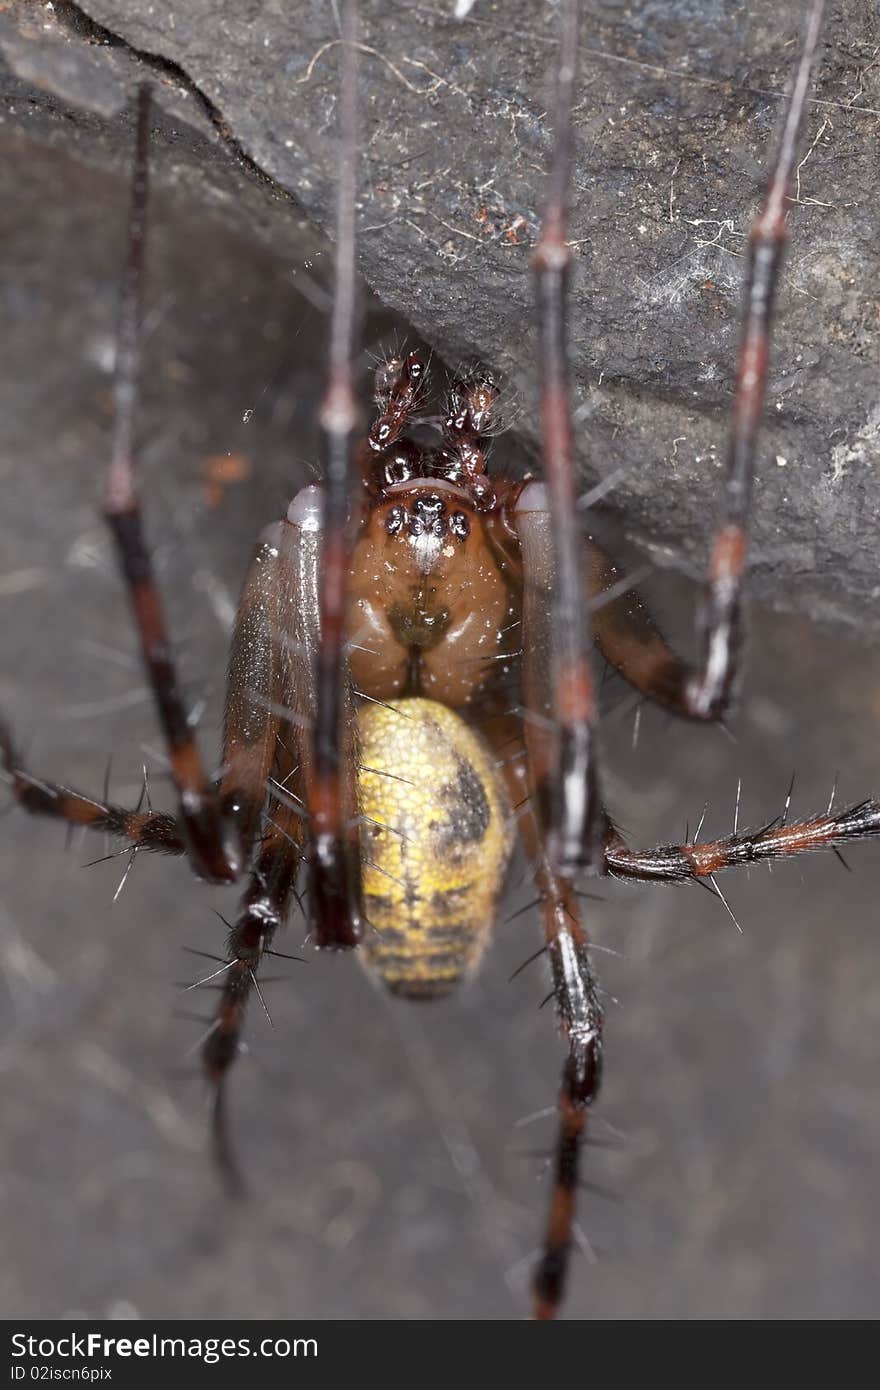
[347,355,524,707]
[3,0,879,1321]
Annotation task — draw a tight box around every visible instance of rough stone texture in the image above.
[2,0,878,636]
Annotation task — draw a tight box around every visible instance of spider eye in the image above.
[415,494,444,518]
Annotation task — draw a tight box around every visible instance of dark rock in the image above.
[2,0,878,634]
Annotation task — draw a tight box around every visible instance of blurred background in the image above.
[1,4,879,1323]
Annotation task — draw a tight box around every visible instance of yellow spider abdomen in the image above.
[358,698,513,999]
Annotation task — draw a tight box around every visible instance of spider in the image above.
[2,0,879,1321]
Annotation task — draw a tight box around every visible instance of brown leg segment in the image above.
[364,349,428,460]
[309,0,364,949]
[530,0,603,874]
[529,0,826,837]
[487,710,603,1320]
[201,795,305,1190]
[687,0,826,718]
[102,85,240,884]
[586,539,701,712]
[603,797,880,883]
[439,370,502,489]
[0,723,184,856]
[220,526,288,864]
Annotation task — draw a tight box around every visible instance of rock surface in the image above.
[2,0,878,634]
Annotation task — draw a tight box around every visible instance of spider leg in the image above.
[0,486,298,870]
[220,525,290,863]
[525,0,826,870]
[201,479,358,1177]
[278,489,362,951]
[0,520,291,867]
[103,86,240,883]
[201,793,304,1191]
[585,538,704,711]
[603,797,880,882]
[528,836,602,1322]
[595,0,826,723]
[361,348,428,465]
[582,534,772,718]
[486,709,603,1321]
[309,0,364,948]
[0,722,184,855]
[440,370,502,485]
[527,0,603,874]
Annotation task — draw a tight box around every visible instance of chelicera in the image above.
[3,0,878,1320]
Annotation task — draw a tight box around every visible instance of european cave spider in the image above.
[3,0,880,1321]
